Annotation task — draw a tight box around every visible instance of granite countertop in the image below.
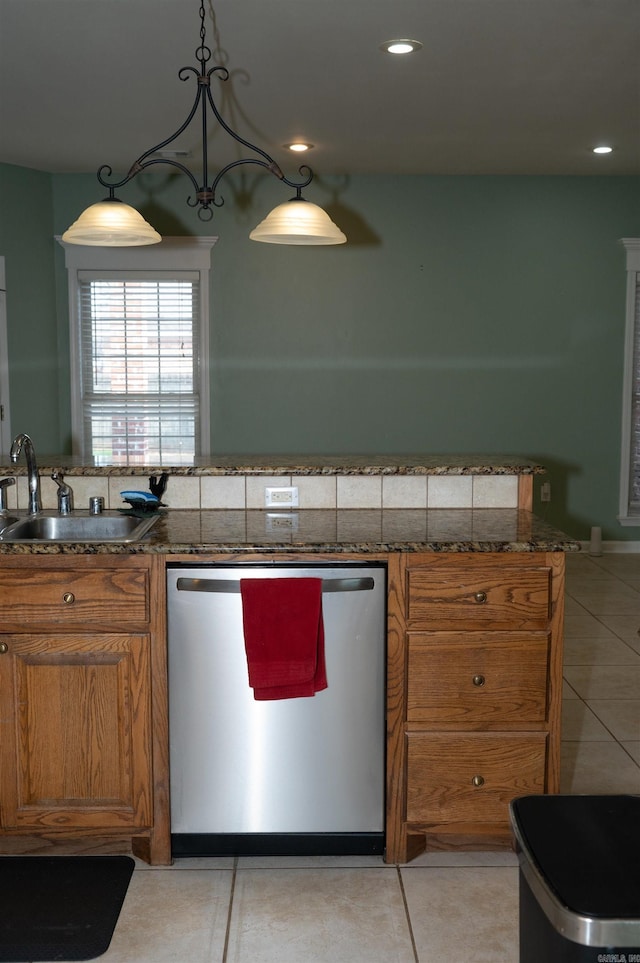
[0,508,580,556]
[0,454,547,477]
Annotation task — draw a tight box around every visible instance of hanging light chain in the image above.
[196,0,211,71]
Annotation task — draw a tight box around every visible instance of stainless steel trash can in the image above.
[510,795,640,963]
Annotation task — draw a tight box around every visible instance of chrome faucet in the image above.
[10,433,41,515]
[51,471,73,515]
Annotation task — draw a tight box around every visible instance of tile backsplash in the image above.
[10,473,520,512]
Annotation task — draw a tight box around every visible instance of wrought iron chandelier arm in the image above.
[203,84,314,193]
[203,80,279,171]
[210,159,312,202]
[136,157,202,194]
[278,163,314,192]
[97,65,206,193]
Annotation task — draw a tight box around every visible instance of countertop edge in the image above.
[0,542,582,556]
[0,455,548,477]
[0,509,581,556]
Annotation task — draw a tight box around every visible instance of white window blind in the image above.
[59,236,215,465]
[78,271,200,466]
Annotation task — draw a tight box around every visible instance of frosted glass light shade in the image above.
[62,198,162,246]
[250,198,346,245]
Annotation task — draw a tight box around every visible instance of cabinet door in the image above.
[0,632,152,830]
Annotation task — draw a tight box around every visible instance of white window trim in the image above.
[618,237,640,525]
[0,256,12,452]
[57,236,216,461]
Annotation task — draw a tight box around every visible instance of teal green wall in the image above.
[0,164,60,447]
[3,162,640,539]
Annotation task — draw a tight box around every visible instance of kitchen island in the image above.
[0,456,579,865]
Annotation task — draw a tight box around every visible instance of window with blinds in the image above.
[78,272,200,466]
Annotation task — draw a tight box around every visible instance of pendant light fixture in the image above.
[62,1,346,247]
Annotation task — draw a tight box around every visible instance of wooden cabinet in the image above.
[0,555,169,864]
[0,545,566,867]
[385,552,565,863]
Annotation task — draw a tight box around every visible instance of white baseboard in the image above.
[578,540,640,554]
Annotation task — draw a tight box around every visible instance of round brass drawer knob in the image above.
[474,591,488,604]
[62,592,75,604]
[0,642,8,654]
[472,674,486,687]
[472,775,485,788]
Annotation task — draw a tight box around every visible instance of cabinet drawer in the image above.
[407,632,549,724]
[407,564,550,628]
[0,567,149,624]
[406,732,547,825]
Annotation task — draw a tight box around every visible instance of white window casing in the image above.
[0,256,12,452]
[58,236,216,465]
[619,238,640,524]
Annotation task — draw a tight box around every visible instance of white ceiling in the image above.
[1,0,638,180]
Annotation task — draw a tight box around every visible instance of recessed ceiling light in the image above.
[380,39,423,55]
[593,145,613,154]
[284,142,314,153]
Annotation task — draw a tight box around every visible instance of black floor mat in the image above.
[0,855,134,961]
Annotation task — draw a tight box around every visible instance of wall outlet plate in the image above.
[265,486,299,508]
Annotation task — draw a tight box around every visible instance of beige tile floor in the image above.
[66,553,640,962]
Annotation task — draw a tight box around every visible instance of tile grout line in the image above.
[396,865,420,963]
[221,857,238,963]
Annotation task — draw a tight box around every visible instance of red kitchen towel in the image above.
[240,577,327,700]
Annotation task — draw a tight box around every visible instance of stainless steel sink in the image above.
[0,511,159,543]
[0,514,19,534]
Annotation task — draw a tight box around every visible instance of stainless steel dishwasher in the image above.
[167,562,386,857]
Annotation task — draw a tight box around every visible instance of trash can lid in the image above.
[510,795,640,947]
